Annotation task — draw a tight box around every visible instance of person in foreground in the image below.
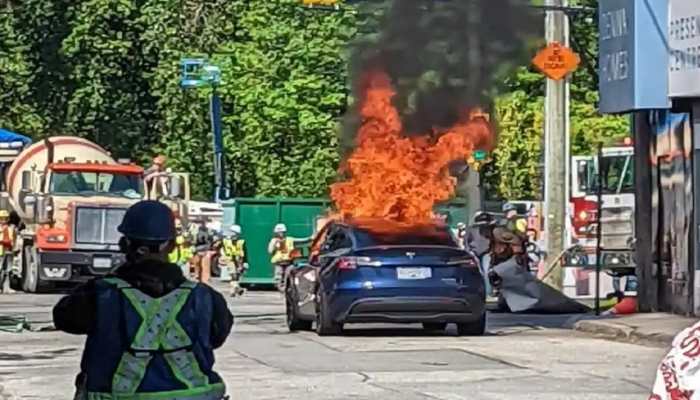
[53,200,233,400]
[649,320,700,400]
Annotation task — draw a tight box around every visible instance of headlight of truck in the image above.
[46,234,67,243]
[602,252,631,266]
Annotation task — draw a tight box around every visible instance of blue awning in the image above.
[0,129,31,147]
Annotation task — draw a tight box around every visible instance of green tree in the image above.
[223,0,355,197]
[484,0,630,200]
[0,1,44,135]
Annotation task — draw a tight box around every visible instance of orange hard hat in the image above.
[154,155,167,165]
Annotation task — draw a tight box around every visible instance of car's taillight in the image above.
[447,257,479,268]
[336,257,380,270]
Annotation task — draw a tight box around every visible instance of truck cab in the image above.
[15,161,146,291]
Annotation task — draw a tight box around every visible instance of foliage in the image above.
[484,91,544,201]
[0,1,44,134]
[2,0,630,203]
[483,0,631,200]
[1,0,354,200]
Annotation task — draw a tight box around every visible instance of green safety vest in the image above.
[169,236,194,265]
[222,239,245,259]
[87,277,225,400]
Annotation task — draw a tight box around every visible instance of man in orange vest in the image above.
[0,210,16,293]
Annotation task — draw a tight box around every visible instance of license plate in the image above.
[93,257,112,269]
[397,267,431,280]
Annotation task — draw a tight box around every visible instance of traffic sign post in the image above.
[532,41,580,81]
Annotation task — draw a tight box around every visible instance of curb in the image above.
[573,319,675,346]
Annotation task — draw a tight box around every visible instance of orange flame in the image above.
[330,71,494,227]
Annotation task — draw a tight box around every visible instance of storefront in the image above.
[599,0,700,315]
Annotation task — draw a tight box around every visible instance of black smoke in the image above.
[343,0,542,143]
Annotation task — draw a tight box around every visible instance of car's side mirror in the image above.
[22,194,36,222]
[169,176,182,198]
[36,195,53,224]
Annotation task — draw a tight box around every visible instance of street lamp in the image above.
[179,58,228,203]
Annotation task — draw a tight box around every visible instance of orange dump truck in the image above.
[5,137,189,292]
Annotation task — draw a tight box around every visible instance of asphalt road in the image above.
[0,288,666,400]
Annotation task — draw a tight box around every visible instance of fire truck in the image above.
[567,141,635,277]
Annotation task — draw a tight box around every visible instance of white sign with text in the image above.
[670,0,700,97]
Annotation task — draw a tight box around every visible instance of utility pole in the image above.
[543,0,569,289]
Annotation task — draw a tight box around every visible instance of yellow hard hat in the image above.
[0,210,10,219]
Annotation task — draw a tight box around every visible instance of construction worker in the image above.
[502,203,527,236]
[221,225,248,297]
[144,155,169,198]
[268,223,296,292]
[144,154,166,179]
[192,220,214,284]
[0,210,15,294]
[169,220,194,278]
[53,200,233,399]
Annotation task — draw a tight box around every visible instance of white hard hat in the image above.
[274,223,287,233]
[231,224,242,235]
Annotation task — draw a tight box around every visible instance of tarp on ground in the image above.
[493,258,590,314]
[0,128,31,146]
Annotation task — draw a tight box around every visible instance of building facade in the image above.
[599,0,700,315]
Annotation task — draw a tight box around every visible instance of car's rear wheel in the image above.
[315,290,342,336]
[286,279,312,332]
[457,313,486,336]
[422,323,447,332]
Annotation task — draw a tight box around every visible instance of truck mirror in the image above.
[22,194,36,221]
[21,171,31,191]
[35,196,53,224]
[169,176,182,198]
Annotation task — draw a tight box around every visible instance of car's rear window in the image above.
[352,226,457,248]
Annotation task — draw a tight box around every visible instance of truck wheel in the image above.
[9,274,22,291]
[22,246,41,293]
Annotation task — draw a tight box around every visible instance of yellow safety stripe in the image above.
[87,382,226,400]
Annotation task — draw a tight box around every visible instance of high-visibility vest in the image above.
[86,277,226,399]
[168,235,193,265]
[222,239,245,259]
[0,225,15,256]
[271,238,295,264]
[507,218,528,235]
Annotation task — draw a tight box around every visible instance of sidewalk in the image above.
[572,312,695,347]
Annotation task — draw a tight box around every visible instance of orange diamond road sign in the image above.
[532,42,580,81]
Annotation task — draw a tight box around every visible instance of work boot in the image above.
[0,277,13,294]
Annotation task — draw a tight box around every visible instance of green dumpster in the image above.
[223,198,330,285]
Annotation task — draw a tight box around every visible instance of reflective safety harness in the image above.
[88,278,225,400]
